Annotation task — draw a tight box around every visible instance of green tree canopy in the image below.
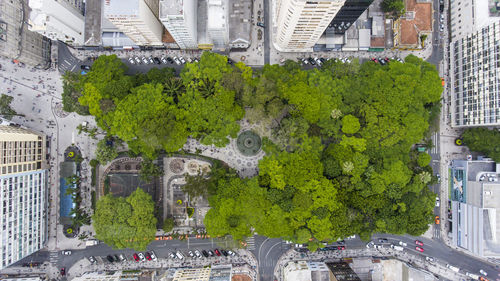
[462,128,500,161]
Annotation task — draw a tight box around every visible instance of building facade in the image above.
[103,0,164,46]
[0,0,51,68]
[450,21,500,127]
[273,0,346,51]
[207,0,228,49]
[159,0,197,49]
[27,0,85,45]
[0,126,47,270]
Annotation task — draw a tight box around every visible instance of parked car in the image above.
[173,57,181,65]
[301,58,309,65]
[257,22,265,27]
[308,57,316,65]
[194,250,202,258]
[80,65,91,70]
[153,57,161,64]
[142,57,149,64]
[202,250,209,257]
[337,240,345,245]
[133,253,140,262]
[179,57,186,64]
[166,57,174,64]
[114,255,120,262]
[106,255,115,262]
[145,252,152,261]
[62,250,72,255]
[87,256,96,264]
[128,57,135,65]
[169,252,176,259]
[435,216,440,224]
[366,241,374,248]
[425,256,435,263]
[214,249,222,256]
[398,241,407,247]
[415,240,424,246]
[118,254,126,261]
[138,252,146,262]
[134,57,141,64]
[479,269,488,276]
[176,251,185,260]
[227,250,236,256]
[374,244,383,249]
[221,249,229,256]
[150,251,158,261]
[415,246,424,252]
[208,250,215,257]
[160,57,168,64]
[60,268,66,276]
[378,238,388,243]
[337,246,346,250]
[148,57,154,64]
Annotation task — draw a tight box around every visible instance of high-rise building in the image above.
[449,0,500,41]
[450,21,500,127]
[0,126,47,270]
[0,0,51,68]
[159,0,198,49]
[207,0,228,49]
[328,0,373,34]
[103,0,164,46]
[273,0,346,51]
[27,0,85,45]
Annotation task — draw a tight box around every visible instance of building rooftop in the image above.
[104,0,139,16]
[399,0,432,46]
[207,0,226,30]
[228,0,252,46]
[159,0,183,17]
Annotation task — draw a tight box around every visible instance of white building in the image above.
[449,0,500,41]
[0,126,47,270]
[159,0,197,49]
[450,21,500,127]
[273,0,346,52]
[27,0,85,45]
[207,0,228,49]
[283,261,332,281]
[103,0,164,46]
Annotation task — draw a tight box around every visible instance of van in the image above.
[465,272,480,280]
[390,244,404,251]
[176,251,184,260]
[446,264,460,272]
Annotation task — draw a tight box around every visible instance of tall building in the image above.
[449,157,500,258]
[103,0,164,46]
[449,0,500,41]
[328,0,373,34]
[159,0,198,49]
[27,0,85,45]
[0,126,47,270]
[450,21,500,127]
[0,0,51,68]
[207,0,228,49]
[273,0,346,51]
[173,267,211,281]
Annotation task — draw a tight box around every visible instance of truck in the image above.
[85,240,99,246]
[465,272,480,280]
[446,264,460,272]
[390,244,404,251]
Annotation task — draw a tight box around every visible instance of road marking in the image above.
[246,236,256,251]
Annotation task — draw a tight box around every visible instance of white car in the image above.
[425,256,435,263]
[194,250,202,258]
[374,244,383,249]
[479,269,487,276]
[134,57,141,64]
[227,250,236,256]
[366,241,374,248]
[173,57,181,65]
[148,57,154,64]
[138,252,146,262]
[128,57,135,65]
[149,251,158,262]
[160,57,168,64]
[61,250,72,256]
[142,57,149,64]
[188,250,194,258]
[179,56,186,64]
[398,241,407,247]
[435,197,440,207]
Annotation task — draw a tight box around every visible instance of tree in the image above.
[61,72,89,115]
[93,188,156,250]
[417,152,432,167]
[95,138,118,165]
[341,114,360,134]
[462,128,500,162]
[381,0,405,18]
[139,159,164,182]
[163,218,175,232]
[182,172,211,199]
[0,94,19,120]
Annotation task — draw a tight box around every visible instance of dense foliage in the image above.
[0,94,18,119]
[74,53,442,248]
[381,0,405,18]
[462,128,500,162]
[93,188,156,250]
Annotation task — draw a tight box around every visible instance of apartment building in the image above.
[0,0,51,68]
[103,0,164,46]
[273,0,346,51]
[449,0,500,41]
[159,0,198,49]
[450,21,500,127]
[328,0,373,34]
[0,126,47,270]
[28,0,85,45]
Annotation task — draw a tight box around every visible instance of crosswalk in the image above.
[246,236,255,251]
[49,251,59,264]
[429,132,439,155]
[433,227,441,239]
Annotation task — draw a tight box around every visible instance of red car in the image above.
[145,252,152,261]
[60,268,66,276]
[337,246,346,250]
[214,249,221,256]
[133,253,140,262]
[415,246,424,252]
[415,240,424,246]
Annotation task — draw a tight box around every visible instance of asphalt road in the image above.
[426,0,444,66]
[263,0,270,65]
[253,236,290,281]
